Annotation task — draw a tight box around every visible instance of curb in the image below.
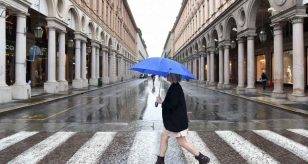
[184,81,308,116]
[0,79,138,115]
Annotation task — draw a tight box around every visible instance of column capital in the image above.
[74,31,87,42]
[91,41,100,47]
[272,22,283,35]
[247,35,255,40]
[237,37,245,43]
[46,17,67,32]
[291,16,304,24]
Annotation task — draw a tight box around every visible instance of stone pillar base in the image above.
[0,86,12,103]
[82,79,88,88]
[223,84,231,89]
[110,77,117,83]
[217,83,224,89]
[245,88,257,94]
[11,84,31,100]
[89,78,98,86]
[58,81,68,92]
[205,81,210,86]
[271,92,287,99]
[72,79,83,89]
[44,82,59,94]
[103,77,109,84]
[288,94,308,102]
[236,86,245,94]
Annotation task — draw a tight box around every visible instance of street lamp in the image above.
[34,26,43,39]
[259,29,267,43]
[231,40,236,49]
[67,39,74,48]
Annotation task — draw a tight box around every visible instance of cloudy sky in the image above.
[127,0,182,57]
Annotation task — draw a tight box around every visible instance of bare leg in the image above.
[176,136,199,156]
[159,132,170,157]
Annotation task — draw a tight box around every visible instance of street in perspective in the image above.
[0,0,308,164]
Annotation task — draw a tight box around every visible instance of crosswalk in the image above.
[0,129,307,164]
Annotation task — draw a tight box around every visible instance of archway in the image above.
[225,17,238,83]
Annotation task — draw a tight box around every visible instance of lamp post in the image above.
[231,40,236,49]
[259,29,267,43]
[67,39,74,48]
[34,26,43,39]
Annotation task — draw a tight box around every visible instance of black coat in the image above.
[162,82,188,132]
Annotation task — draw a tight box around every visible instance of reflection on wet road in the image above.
[0,78,307,132]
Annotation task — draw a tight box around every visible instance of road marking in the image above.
[66,132,116,164]
[253,130,308,162]
[216,131,279,164]
[8,132,75,164]
[287,129,308,138]
[0,131,38,151]
[183,131,220,164]
[127,131,160,164]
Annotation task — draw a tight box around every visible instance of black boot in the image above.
[155,156,165,164]
[195,152,210,164]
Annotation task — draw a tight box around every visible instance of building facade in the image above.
[136,29,148,61]
[166,0,308,101]
[162,31,175,59]
[0,0,140,103]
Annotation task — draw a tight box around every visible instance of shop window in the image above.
[283,50,293,84]
[256,55,266,81]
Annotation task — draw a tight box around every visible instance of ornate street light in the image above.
[231,40,236,49]
[67,39,74,48]
[87,46,92,53]
[34,26,43,39]
[259,29,267,43]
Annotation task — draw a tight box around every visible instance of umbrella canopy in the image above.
[130,57,195,80]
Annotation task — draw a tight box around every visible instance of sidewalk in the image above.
[0,80,133,115]
[186,81,308,115]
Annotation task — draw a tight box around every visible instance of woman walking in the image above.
[155,73,210,164]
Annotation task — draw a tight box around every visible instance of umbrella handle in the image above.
[155,80,162,108]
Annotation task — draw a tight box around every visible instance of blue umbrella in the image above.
[130,57,195,107]
[130,57,195,80]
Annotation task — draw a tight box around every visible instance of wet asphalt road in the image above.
[0,78,307,163]
[0,78,307,132]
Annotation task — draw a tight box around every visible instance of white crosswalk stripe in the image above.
[183,131,220,164]
[0,131,38,151]
[8,132,75,164]
[0,129,308,163]
[216,130,279,164]
[287,129,308,138]
[66,132,116,164]
[253,130,308,162]
[127,131,160,164]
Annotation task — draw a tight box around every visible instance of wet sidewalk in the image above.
[0,80,134,115]
[185,81,308,115]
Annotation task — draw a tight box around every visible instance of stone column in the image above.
[102,49,109,84]
[289,17,308,101]
[272,23,286,98]
[193,57,197,79]
[237,38,245,93]
[206,53,210,85]
[224,45,230,89]
[72,39,83,88]
[210,51,216,86]
[110,51,116,83]
[209,0,214,16]
[81,41,88,87]
[218,46,224,88]
[245,36,256,93]
[0,5,11,102]
[120,57,124,81]
[58,31,68,91]
[44,27,59,93]
[89,43,98,86]
[11,13,31,99]
[96,47,100,79]
[200,55,205,81]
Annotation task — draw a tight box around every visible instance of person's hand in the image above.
[156,96,162,104]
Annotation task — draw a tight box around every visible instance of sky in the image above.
[127,0,182,57]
